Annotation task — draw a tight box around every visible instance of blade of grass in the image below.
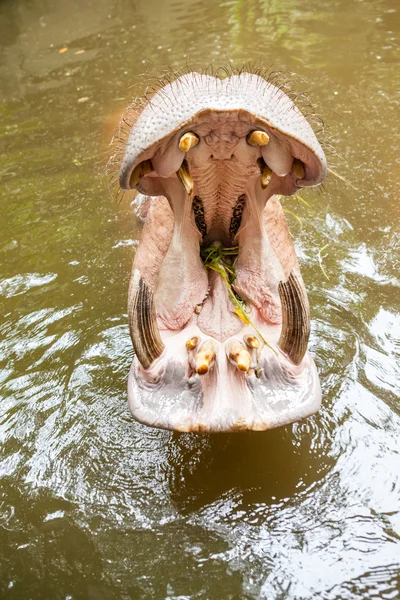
[327,167,358,191]
[283,208,303,228]
[295,194,311,208]
[317,243,330,280]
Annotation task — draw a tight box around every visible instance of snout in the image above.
[118,71,326,433]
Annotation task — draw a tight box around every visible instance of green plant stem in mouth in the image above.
[200,245,277,355]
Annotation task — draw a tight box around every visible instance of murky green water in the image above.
[1,0,399,598]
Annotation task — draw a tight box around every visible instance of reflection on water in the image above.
[0,0,399,597]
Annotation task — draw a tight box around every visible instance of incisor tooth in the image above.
[226,340,251,372]
[177,160,194,196]
[186,336,199,351]
[292,159,305,179]
[179,132,199,152]
[244,335,260,350]
[129,159,153,188]
[195,340,216,375]
[247,130,270,147]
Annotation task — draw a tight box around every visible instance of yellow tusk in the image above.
[247,130,270,147]
[129,159,153,188]
[179,132,199,153]
[226,340,251,372]
[177,160,194,196]
[186,336,200,351]
[261,163,273,190]
[292,159,305,180]
[243,335,260,350]
[195,340,216,375]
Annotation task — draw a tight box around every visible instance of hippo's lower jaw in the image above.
[118,71,327,433]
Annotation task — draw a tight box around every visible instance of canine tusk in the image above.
[129,159,153,189]
[259,160,273,190]
[179,132,199,152]
[195,340,216,375]
[247,130,270,147]
[177,159,194,196]
[226,340,252,372]
[292,159,305,180]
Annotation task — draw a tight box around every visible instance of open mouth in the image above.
[118,71,327,433]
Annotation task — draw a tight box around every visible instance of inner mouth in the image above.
[119,72,326,433]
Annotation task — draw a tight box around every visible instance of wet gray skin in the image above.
[0,0,399,598]
[118,71,327,433]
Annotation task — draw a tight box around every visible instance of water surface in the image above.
[0,0,399,598]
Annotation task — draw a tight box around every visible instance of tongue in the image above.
[197,270,242,341]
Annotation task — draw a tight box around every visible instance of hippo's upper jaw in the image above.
[118,71,327,433]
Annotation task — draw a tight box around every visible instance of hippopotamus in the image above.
[116,70,327,433]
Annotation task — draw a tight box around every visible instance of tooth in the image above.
[195,340,216,375]
[129,159,153,188]
[186,336,200,351]
[177,159,194,196]
[192,195,207,238]
[261,165,272,189]
[226,340,251,372]
[128,270,164,369]
[258,158,273,189]
[247,130,270,147]
[179,132,199,152]
[243,335,260,350]
[292,159,305,179]
[278,269,310,366]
